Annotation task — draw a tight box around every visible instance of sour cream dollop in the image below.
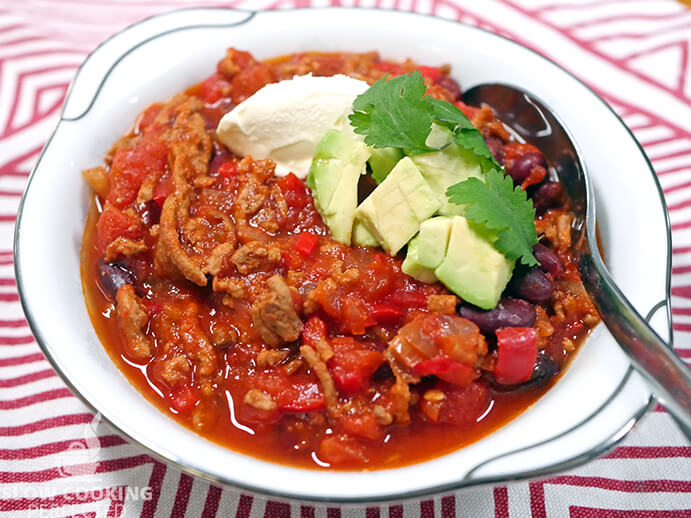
[216,74,369,178]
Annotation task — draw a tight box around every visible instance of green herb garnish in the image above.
[447,170,538,266]
[349,70,538,266]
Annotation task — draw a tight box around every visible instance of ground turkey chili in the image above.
[81,49,599,469]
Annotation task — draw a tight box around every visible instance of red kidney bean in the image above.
[530,352,560,384]
[533,243,564,279]
[531,181,563,212]
[508,152,544,185]
[97,259,136,301]
[458,297,536,333]
[437,75,461,101]
[137,200,160,227]
[484,137,504,165]
[510,267,555,303]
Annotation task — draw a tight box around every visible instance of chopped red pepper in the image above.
[416,66,442,83]
[371,303,403,325]
[494,327,538,385]
[277,382,325,412]
[295,232,319,257]
[413,357,475,387]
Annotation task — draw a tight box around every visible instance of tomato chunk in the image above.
[413,357,475,387]
[416,65,442,83]
[169,384,199,414]
[494,327,538,385]
[328,338,384,394]
[371,303,403,325]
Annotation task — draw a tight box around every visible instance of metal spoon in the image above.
[462,84,691,438]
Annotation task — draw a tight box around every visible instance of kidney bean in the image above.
[484,137,504,165]
[436,75,461,101]
[508,152,544,185]
[530,352,560,384]
[531,181,563,212]
[533,243,564,279]
[459,297,536,333]
[97,259,136,301]
[510,267,555,303]
[137,200,160,227]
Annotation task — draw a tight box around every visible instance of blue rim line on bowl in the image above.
[13,6,672,503]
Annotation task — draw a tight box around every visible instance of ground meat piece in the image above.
[136,175,157,204]
[179,305,218,376]
[211,325,238,348]
[383,348,418,424]
[251,275,303,347]
[427,294,459,315]
[115,284,154,362]
[83,166,109,199]
[212,276,245,298]
[314,339,334,362]
[283,359,303,375]
[373,405,393,426]
[231,241,281,274]
[300,345,339,417]
[159,355,191,386]
[244,389,277,411]
[104,237,147,262]
[156,190,207,286]
[256,349,289,368]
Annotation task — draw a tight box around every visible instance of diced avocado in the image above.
[417,216,453,270]
[352,218,379,247]
[435,216,515,310]
[355,157,441,255]
[411,125,484,216]
[307,130,370,245]
[369,147,403,184]
[402,236,437,284]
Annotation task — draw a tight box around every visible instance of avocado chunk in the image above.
[435,216,515,310]
[355,157,441,255]
[368,147,403,184]
[411,125,484,216]
[402,236,437,284]
[417,216,453,270]
[352,218,379,247]
[307,130,370,244]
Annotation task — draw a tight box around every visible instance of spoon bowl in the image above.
[463,84,691,437]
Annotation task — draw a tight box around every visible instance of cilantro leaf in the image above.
[349,72,435,155]
[446,169,539,266]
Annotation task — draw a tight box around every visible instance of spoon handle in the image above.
[580,253,691,438]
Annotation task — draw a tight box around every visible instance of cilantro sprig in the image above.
[349,71,538,266]
[447,170,538,266]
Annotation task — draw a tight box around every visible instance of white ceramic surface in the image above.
[14,7,671,503]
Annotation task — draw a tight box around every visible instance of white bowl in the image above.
[14,7,671,503]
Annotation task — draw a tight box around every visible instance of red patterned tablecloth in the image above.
[0,1,690,516]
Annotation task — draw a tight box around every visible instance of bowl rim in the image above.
[13,5,672,503]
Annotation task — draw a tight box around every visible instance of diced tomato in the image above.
[200,73,229,104]
[169,384,199,414]
[340,295,376,335]
[218,160,239,179]
[282,250,303,270]
[95,203,144,253]
[277,382,325,412]
[217,48,255,78]
[502,142,542,162]
[318,434,367,466]
[295,232,319,257]
[339,413,384,441]
[107,138,167,209]
[231,63,274,104]
[152,176,172,208]
[437,381,490,425]
[494,327,538,385]
[357,259,397,302]
[416,66,442,83]
[302,316,327,348]
[375,61,406,77]
[277,172,310,210]
[135,104,162,133]
[328,337,384,394]
[413,357,475,387]
[371,303,403,325]
[238,402,280,425]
